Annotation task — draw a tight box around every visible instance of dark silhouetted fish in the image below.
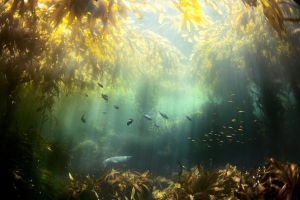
[127,119,133,126]
[101,94,108,101]
[159,111,168,119]
[102,111,106,114]
[143,114,152,120]
[154,122,160,128]
[186,116,192,121]
[114,105,119,109]
[81,115,86,123]
[103,156,132,163]
[97,83,103,88]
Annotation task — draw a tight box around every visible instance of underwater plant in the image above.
[60,168,153,200]
[235,158,300,200]
[172,163,239,199]
[151,158,300,200]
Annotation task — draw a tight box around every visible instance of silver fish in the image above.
[159,111,168,119]
[103,156,132,163]
[143,114,152,120]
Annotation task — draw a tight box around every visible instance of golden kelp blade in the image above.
[117,0,128,19]
[131,4,142,19]
[130,187,135,199]
[260,0,285,38]
[69,172,74,181]
[168,0,207,32]
[158,9,164,24]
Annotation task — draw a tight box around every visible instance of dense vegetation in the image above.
[1,0,300,199]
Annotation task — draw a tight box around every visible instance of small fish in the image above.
[159,111,168,119]
[114,105,119,109]
[81,115,86,123]
[143,114,152,120]
[154,122,160,128]
[186,116,192,121]
[127,119,134,126]
[97,83,103,88]
[101,94,108,101]
[85,93,88,97]
[238,110,246,114]
[102,111,106,114]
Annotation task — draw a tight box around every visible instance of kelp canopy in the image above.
[1,0,299,107]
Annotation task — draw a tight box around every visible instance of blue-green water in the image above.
[1,0,300,199]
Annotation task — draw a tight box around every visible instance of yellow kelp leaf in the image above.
[264,9,283,38]
[260,0,285,38]
[217,9,222,15]
[130,187,135,199]
[131,4,142,19]
[186,19,191,32]
[289,7,294,14]
[67,11,75,25]
[117,0,128,19]
[69,172,74,181]
[179,16,187,32]
[158,9,164,24]
[168,1,184,13]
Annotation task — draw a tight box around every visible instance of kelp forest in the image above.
[1,0,300,199]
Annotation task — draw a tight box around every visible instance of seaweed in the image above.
[60,167,153,200]
[235,158,300,200]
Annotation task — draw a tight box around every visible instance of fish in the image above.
[101,94,108,101]
[159,111,168,119]
[81,115,86,123]
[143,114,152,120]
[114,105,119,109]
[97,83,103,88]
[154,122,160,128]
[102,111,106,114]
[186,116,192,121]
[103,156,132,163]
[85,93,88,97]
[127,119,134,126]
